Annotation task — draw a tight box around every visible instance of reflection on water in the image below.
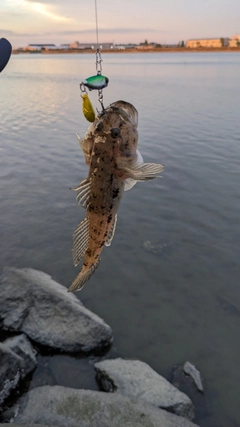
[1,53,240,427]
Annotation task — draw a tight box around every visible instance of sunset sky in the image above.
[1,0,240,48]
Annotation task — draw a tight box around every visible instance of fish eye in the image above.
[111,128,120,138]
[96,121,103,131]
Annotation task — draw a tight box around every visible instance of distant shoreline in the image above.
[12,47,240,55]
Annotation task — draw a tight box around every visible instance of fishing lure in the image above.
[82,74,109,91]
[81,93,96,123]
[79,4,108,119]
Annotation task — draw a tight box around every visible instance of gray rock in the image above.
[183,362,204,393]
[95,358,194,420]
[0,344,21,407]
[4,334,37,376]
[0,268,112,353]
[172,365,207,422]
[0,334,37,408]
[4,385,199,427]
[0,425,55,427]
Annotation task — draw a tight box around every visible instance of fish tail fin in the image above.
[68,258,101,292]
[72,217,89,267]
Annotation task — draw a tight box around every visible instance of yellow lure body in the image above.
[81,93,96,123]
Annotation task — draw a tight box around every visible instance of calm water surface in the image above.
[1,52,240,426]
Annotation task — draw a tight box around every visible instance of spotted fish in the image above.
[68,100,164,292]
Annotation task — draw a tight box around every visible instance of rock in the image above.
[0,425,54,427]
[95,358,194,420]
[0,268,113,353]
[0,334,37,408]
[183,362,204,393]
[4,334,37,376]
[0,344,21,407]
[171,364,207,422]
[3,385,199,427]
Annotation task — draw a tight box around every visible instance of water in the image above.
[1,52,240,426]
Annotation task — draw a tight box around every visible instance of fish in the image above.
[82,74,109,91]
[68,100,164,292]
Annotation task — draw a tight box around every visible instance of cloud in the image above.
[0,29,38,37]
[21,0,71,21]
[1,27,159,38]
[23,0,60,3]
[48,28,158,35]
[0,29,16,36]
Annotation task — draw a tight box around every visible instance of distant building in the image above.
[137,43,157,50]
[161,44,178,48]
[115,43,137,49]
[24,44,56,51]
[69,41,113,50]
[60,44,70,50]
[186,38,228,48]
[229,35,240,47]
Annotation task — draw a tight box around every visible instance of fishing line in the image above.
[94,0,99,49]
[80,0,109,121]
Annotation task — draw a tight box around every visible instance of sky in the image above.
[1,0,240,48]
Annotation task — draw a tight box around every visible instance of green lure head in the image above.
[83,74,109,91]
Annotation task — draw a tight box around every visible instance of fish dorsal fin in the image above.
[72,178,92,209]
[120,162,164,181]
[68,257,101,292]
[124,149,143,191]
[72,217,89,266]
[105,214,117,247]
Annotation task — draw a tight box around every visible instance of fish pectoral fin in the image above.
[71,178,92,208]
[124,178,137,191]
[68,257,101,292]
[136,149,144,163]
[120,162,164,181]
[76,133,82,145]
[124,150,143,191]
[76,133,93,166]
[105,215,117,247]
[72,217,89,266]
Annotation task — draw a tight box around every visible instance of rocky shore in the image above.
[0,267,203,426]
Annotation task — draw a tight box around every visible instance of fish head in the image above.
[109,100,138,126]
[92,101,139,158]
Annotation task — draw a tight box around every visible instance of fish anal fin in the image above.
[68,257,101,292]
[72,217,89,266]
[72,178,92,208]
[105,215,117,247]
